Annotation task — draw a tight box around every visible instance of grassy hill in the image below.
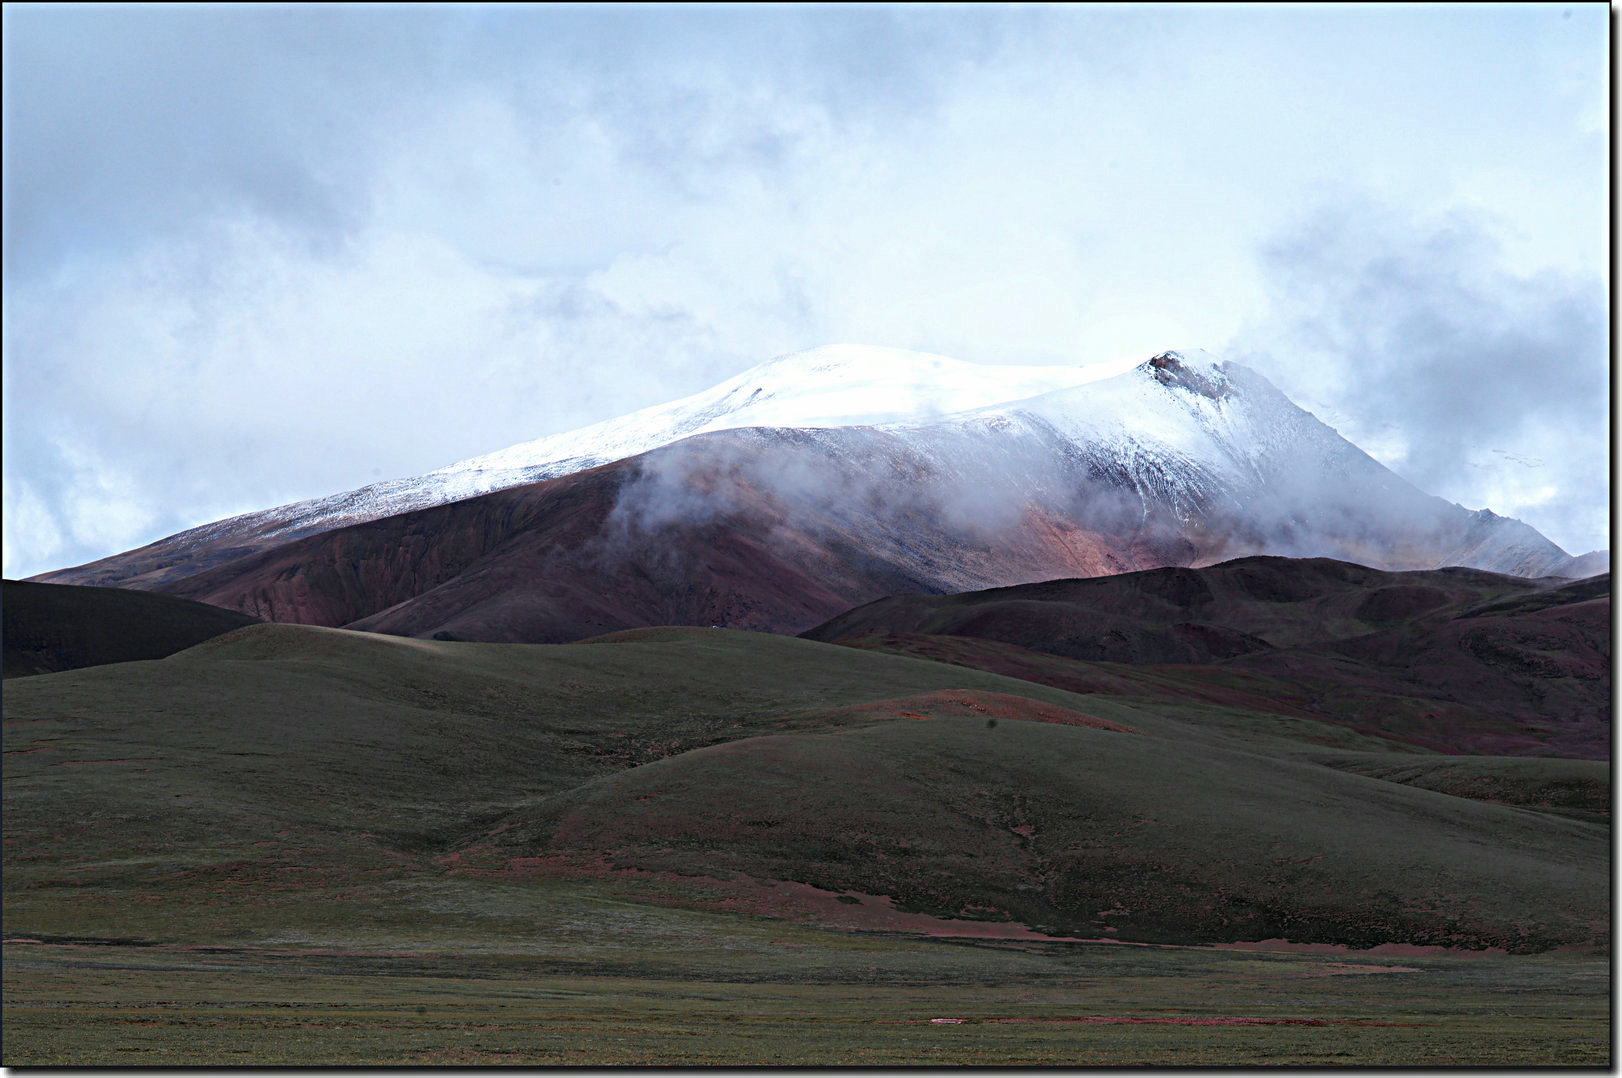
[3,620,1609,1063]
[6,624,1604,948]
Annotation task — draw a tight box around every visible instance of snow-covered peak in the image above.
[920,348,1258,461]
[431,343,1137,479]
[138,344,1169,550]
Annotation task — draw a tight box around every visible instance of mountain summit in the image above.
[32,346,1598,640]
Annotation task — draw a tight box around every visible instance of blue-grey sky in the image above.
[2,4,1609,579]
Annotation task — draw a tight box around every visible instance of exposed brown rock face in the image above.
[1149,350,1233,400]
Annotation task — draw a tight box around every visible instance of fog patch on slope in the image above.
[611,424,1143,531]
[599,421,1193,586]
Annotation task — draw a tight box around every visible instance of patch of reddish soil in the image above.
[816,689,1146,735]
[1210,938,1507,958]
[881,1016,1417,1027]
[461,853,1101,940]
[50,758,161,766]
[724,880,1094,940]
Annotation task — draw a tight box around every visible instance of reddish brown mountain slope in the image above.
[142,428,1206,641]
[46,415,1606,648]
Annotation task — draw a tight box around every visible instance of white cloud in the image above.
[1,479,62,579]
[1227,200,1608,555]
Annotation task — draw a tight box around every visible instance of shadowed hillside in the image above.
[804,560,1610,759]
[804,557,1570,657]
[2,580,260,678]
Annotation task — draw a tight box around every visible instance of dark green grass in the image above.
[482,709,1604,950]
[7,625,1605,949]
[3,623,1611,1064]
[6,624,1193,840]
[4,936,1608,1066]
[1305,752,1610,822]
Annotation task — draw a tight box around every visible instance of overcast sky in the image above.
[2,4,1610,579]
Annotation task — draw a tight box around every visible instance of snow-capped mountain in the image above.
[33,346,1597,614]
[45,345,1124,569]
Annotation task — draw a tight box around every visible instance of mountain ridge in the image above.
[29,348,1601,637]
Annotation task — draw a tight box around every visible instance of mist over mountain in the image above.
[30,346,1602,641]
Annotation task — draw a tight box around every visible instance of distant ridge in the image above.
[803,557,1611,760]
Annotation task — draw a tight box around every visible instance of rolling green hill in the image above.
[3,620,1609,1064]
[6,624,1605,950]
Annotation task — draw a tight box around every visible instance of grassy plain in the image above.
[7,933,1608,1066]
[4,623,1609,1065]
